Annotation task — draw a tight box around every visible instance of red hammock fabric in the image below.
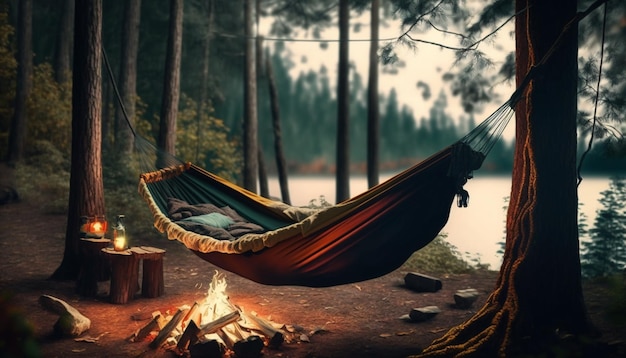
[140,145,469,287]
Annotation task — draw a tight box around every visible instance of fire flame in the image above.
[200,271,232,324]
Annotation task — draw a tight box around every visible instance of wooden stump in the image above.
[102,248,139,304]
[76,238,111,297]
[131,246,166,298]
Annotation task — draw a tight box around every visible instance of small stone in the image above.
[408,306,441,322]
[453,289,479,309]
[404,272,442,292]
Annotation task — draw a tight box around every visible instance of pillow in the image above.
[181,212,234,228]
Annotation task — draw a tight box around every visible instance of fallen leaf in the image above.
[300,334,310,342]
[309,327,327,335]
[75,332,109,343]
[396,330,414,336]
[379,333,392,338]
[429,328,447,334]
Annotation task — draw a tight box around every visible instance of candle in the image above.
[113,236,126,251]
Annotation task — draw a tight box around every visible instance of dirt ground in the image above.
[0,196,624,357]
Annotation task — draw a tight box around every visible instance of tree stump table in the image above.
[76,238,111,297]
[130,246,166,298]
[102,247,140,304]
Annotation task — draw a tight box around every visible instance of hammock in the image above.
[135,100,514,287]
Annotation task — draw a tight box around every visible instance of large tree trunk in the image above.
[417,1,592,356]
[335,0,350,203]
[266,52,290,205]
[157,0,184,159]
[366,0,379,188]
[52,0,105,281]
[243,0,258,192]
[54,0,74,85]
[115,0,141,159]
[7,0,32,164]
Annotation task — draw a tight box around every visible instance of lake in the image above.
[268,174,611,270]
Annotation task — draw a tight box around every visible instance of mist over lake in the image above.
[268,174,611,270]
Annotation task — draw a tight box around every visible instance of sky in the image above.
[259,9,517,140]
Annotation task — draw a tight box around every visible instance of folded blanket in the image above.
[167,198,265,241]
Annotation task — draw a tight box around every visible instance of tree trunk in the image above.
[52,0,105,281]
[255,7,268,197]
[258,147,269,198]
[115,0,141,159]
[366,0,379,189]
[195,0,214,162]
[335,0,350,203]
[266,51,290,204]
[7,0,32,164]
[417,1,592,356]
[54,0,73,84]
[157,0,184,159]
[243,0,258,192]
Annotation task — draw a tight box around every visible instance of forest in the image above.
[2,0,626,356]
[0,0,622,180]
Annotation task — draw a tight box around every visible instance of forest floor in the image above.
[1,191,625,357]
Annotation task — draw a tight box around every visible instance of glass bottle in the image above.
[113,215,127,251]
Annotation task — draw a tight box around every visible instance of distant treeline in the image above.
[215,44,621,175]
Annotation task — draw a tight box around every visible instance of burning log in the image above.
[177,320,200,350]
[197,311,240,336]
[128,313,162,342]
[149,307,189,349]
[137,272,297,356]
[181,302,201,330]
[240,312,284,348]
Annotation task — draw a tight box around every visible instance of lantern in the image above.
[113,215,127,251]
[80,216,108,238]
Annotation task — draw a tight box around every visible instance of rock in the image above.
[408,306,441,322]
[453,289,479,309]
[232,335,264,358]
[38,295,91,337]
[189,339,222,358]
[404,272,442,292]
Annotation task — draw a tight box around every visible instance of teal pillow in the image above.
[182,213,234,228]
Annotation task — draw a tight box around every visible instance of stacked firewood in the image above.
[127,274,291,357]
[128,304,286,357]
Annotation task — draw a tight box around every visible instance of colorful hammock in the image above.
[136,101,514,287]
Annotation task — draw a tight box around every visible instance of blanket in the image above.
[167,198,265,241]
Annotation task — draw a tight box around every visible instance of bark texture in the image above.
[415,1,591,356]
[54,0,74,84]
[243,0,258,192]
[266,53,290,204]
[367,0,380,188]
[158,0,184,157]
[7,0,32,164]
[115,0,142,157]
[335,0,350,203]
[52,0,105,280]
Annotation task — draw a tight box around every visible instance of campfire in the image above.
[128,271,300,357]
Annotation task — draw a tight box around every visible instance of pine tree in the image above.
[581,176,626,278]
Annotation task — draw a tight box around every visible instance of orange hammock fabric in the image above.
[139,142,484,287]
